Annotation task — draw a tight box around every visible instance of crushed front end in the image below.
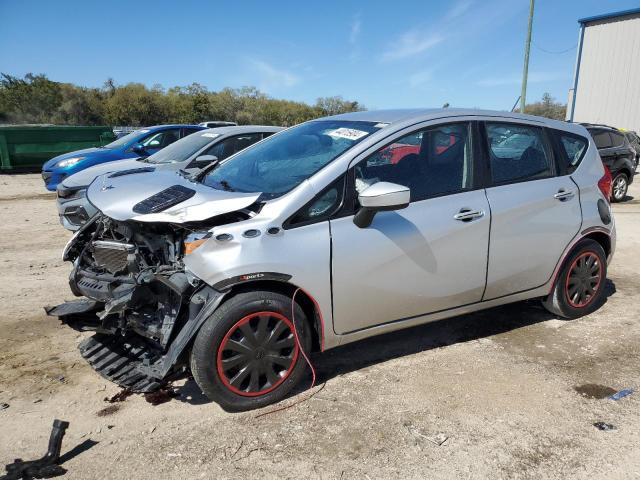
[47,214,234,392]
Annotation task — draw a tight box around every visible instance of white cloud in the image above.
[247,59,300,90]
[381,29,444,61]
[445,0,474,20]
[476,71,566,87]
[408,70,432,87]
[349,13,361,44]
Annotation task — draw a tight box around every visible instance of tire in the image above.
[542,239,607,319]
[611,172,628,202]
[190,290,311,412]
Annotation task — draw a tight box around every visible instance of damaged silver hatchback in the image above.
[50,109,616,411]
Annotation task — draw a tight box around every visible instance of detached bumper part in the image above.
[46,286,226,393]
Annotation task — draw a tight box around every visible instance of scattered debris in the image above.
[144,387,178,406]
[1,419,69,479]
[609,389,634,401]
[104,388,133,403]
[0,403,9,411]
[574,384,617,399]
[56,376,66,384]
[593,422,617,431]
[428,433,449,446]
[33,399,42,404]
[96,405,120,417]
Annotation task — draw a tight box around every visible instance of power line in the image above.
[532,41,577,54]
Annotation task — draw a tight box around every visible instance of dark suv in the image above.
[582,124,636,202]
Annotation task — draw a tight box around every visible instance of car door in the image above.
[482,121,581,300]
[139,128,182,156]
[330,121,490,334]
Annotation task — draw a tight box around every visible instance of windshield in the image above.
[103,129,152,149]
[202,120,381,198]
[145,132,220,164]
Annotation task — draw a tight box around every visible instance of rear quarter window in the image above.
[552,130,588,174]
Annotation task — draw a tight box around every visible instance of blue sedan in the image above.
[41,124,205,190]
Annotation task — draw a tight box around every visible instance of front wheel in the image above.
[611,172,628,202]
[190,290,310,411]
[542,239,607,319]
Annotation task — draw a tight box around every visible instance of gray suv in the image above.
[50,110,615,411]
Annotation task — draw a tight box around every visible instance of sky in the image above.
[1,0,639,111]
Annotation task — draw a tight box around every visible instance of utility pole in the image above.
[520,0,535,113]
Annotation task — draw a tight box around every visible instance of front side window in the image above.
[204,133,263,161]
[141,129,181,149]
[486,123,552,184]
[145,131,221,164]
[202,121,382,198]
[355,123,472,202]
[610,131,625,147]
[287,176,345,227]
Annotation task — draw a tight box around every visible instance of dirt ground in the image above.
[0,173,639,480]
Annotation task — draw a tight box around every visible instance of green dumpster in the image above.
[0,125,115,171]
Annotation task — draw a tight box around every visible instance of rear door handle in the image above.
[554,189,575,201]
[454,209,485,222]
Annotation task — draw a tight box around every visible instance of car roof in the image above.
[144,124,205,130]
[322,108,585,135]
[324,108,562,126]
[201,125,284,135]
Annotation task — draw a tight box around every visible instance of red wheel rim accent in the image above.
[216,311,299,397]
[565,251,603,308]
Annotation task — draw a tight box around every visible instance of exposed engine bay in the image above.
[48,210,253,391]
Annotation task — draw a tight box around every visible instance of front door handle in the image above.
[554,189,575,201]
[454,208,485,222]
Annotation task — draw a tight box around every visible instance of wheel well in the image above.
[583,231,611,258]
[222,280,323,352]
[615,168,631,179]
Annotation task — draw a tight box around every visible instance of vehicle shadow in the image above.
[313,279,617,384]
[175,280,616,406]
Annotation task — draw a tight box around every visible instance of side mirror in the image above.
[192,154,218,168]
[353,182,410,228]
[132,143,146,154]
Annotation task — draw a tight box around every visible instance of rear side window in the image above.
[485,123,553,184]
[591,130,612,149]
[553,131,588,173]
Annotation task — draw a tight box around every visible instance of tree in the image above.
[0,73,366,127]
[314,96,364,117]
[524,92,567,120]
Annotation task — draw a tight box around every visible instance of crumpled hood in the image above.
[62,158,145,188]
[43,147,105,170]
[87,169,261,223]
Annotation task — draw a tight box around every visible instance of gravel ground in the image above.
[0,173,639,480]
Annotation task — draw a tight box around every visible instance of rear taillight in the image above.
[598,166,613,202]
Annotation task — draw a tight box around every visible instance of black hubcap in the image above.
[218,312,297,395]
[566,252,601,307]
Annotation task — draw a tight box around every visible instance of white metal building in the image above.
[567,8,640,132]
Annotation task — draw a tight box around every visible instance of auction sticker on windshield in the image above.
[327,128,369,141]
[201,133,221,138]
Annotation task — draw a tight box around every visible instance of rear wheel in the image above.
[611,172,628,202]
[190,290,310,411]
[542,239,607,319]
